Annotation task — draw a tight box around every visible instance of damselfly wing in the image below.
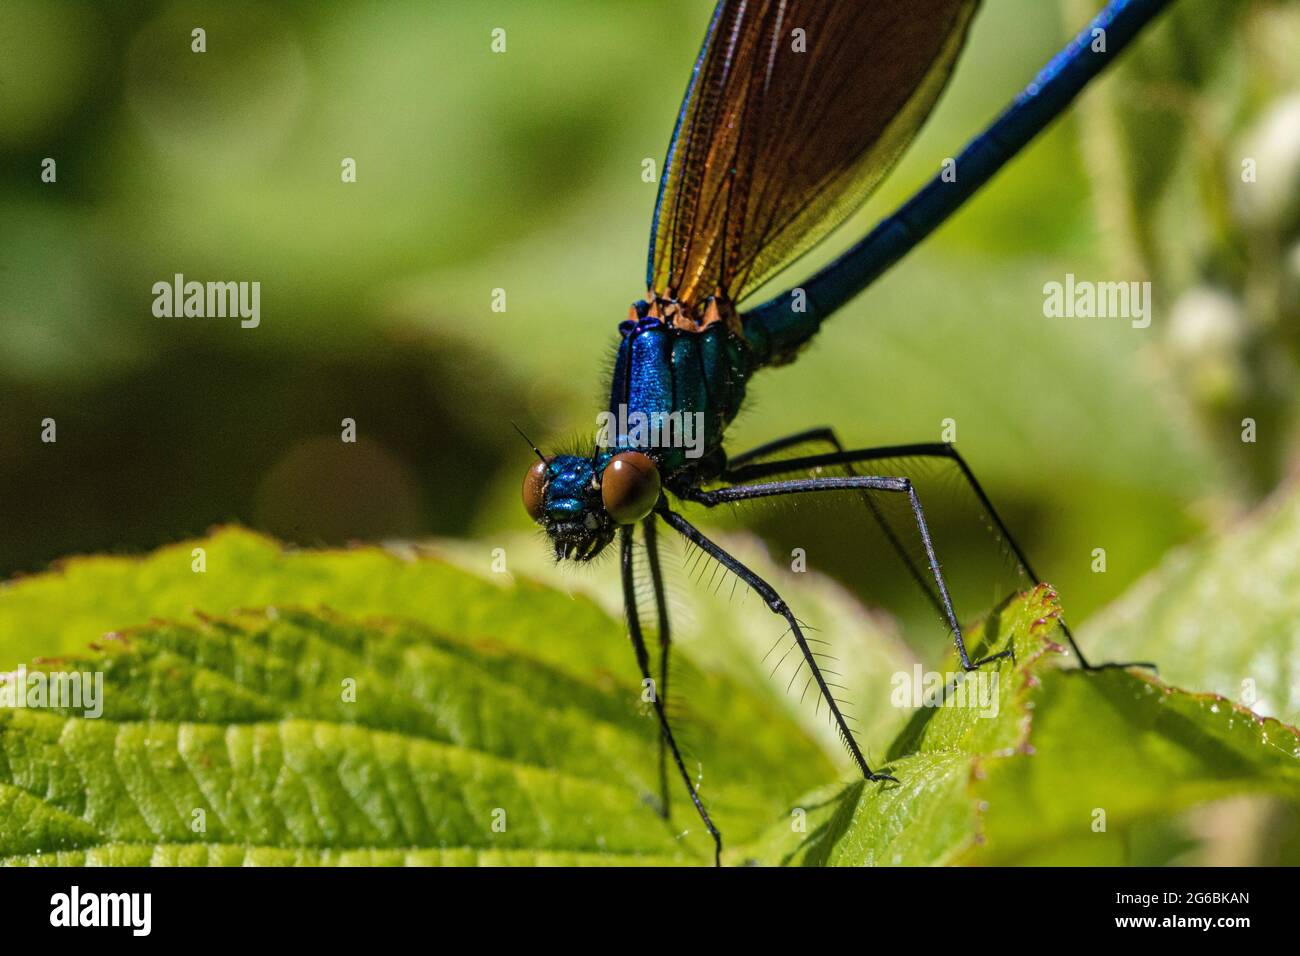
[649,0,978,318]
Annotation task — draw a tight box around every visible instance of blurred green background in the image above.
[1,0,1297,638]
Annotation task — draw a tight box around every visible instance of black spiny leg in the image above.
[658,506,897,783]
[642,516,672,819]
[684,476,1012,672]
[727,428,947,628]
[724,433,1155,672]
[724,426,846,470]
[620,525,721,865]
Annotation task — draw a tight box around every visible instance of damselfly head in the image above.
[521,449,662,562]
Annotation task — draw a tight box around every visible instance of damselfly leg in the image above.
[620,525,721,865]
[723,431,1156,672]
[658,506,899,785]
[641,516,673,819]
[728,429,952,631]
[683,475,1012,672]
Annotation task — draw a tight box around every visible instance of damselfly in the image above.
[520,0,1170,864]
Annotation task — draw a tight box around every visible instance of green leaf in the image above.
[971,666,1300,865]
[0,529,845,864]
[1083,483,1300,721]
[5,526,1298,866]
[0,527,916,773]
[442,531,919,765]
[742,585,1300,866]
[0,608,814,864]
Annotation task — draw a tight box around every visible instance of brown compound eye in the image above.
[521,457,552,522]
[601,452,661,525]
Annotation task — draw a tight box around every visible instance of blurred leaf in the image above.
[99,0,703,335]
[0,201,130,383]
[742,585,1300,865]
[1080,0,1249,221]
[1083,479,1300,723]
[0,0,104,145]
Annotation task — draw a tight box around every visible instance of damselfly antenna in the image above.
[512,422,548,464]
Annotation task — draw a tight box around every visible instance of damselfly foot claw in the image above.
[963,647,1015,671]
[869,771,899,784]
[1082,659,1158,673]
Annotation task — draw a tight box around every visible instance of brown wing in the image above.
[647,0,979,316]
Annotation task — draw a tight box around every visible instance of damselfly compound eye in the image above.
[601,452,661,524]
[522,457,552,521]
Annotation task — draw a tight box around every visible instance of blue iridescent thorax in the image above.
[533,300,752,560]
[605,303,750,477]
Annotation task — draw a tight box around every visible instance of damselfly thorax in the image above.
[611,292,747,478]
[525,293,745,561]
